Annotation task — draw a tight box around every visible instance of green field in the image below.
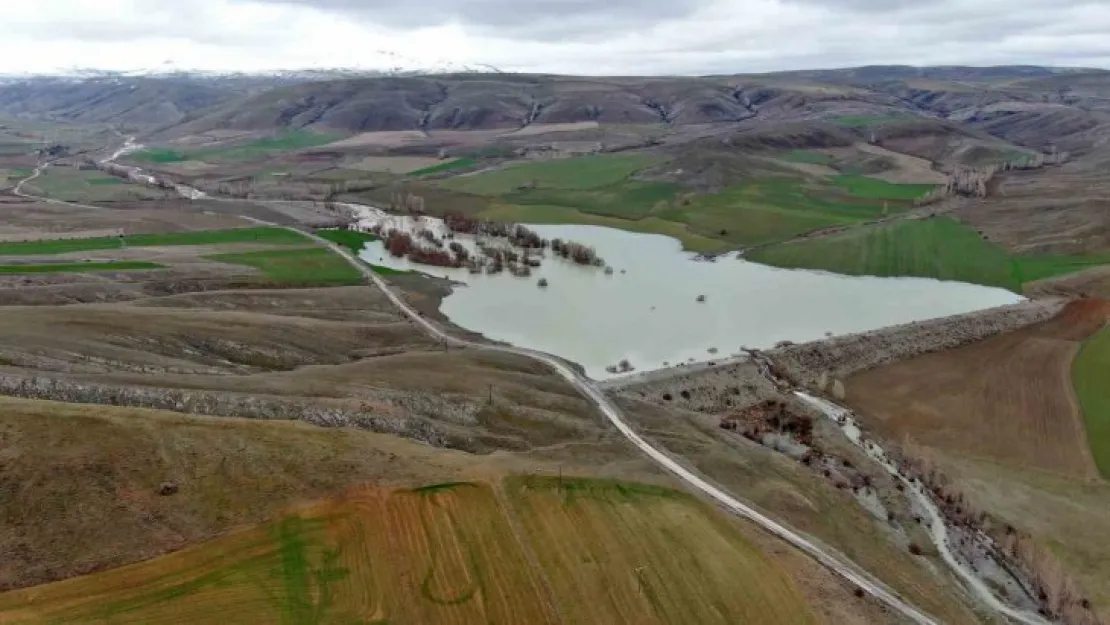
[206,247,363,286]
[1073,327,1110,478]
[0,227,308,256]
[445,151,937,249]
[0,261,163,274]
[748,216,1110,291]
[408,157,477,176]
[829,175,935,200]
[747,217,1020,290]
[782,150,835,165]
[133,149,189,164]
[504,180,681,220]
[1013,253,1110,285]
[443,153,664,195]
[135,130,342,165]
[315,228,379,253]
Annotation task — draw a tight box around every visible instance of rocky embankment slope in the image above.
[615,298,1066,413]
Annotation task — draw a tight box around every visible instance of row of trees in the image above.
[897,441,1099,625]
[916,149,1071,205]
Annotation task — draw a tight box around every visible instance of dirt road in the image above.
[12,157,947,624]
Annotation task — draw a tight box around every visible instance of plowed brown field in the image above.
[0,479,815,625]
[846,299,1110,478]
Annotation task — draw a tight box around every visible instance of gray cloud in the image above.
[263,0,703,40]
[1,0,1108,76]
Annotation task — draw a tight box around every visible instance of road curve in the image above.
[300,227,942,625]
[13,157,941,624]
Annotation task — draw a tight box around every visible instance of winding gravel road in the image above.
[301,227,943,625]
[13,149,950,624]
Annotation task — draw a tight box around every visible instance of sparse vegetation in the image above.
[831,113,911,128]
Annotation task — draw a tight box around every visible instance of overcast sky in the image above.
[2,0,1109,75]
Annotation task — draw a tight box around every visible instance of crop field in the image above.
[846,300,1110,479]
[449,153,934,249]
[0,261,163,274]
[828,174,935,200]
[503,180,681,220]
[0,227,307,256]
[748,217,1021,290]
[1013,253,1110,285]
[408,157,477,176]
[442,153,663,195]
[135,131,342,165]
[315,228,379,253]
[206,247,364,286]
[1072,324,1110,477]
[504,476,815,625]
[749,217,1110,291]
[0,478,814,625]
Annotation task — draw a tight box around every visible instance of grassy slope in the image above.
[451,153,935,250]
[206,247,364,286]
[443,153,664,195]
[408,157,476,176]
[0,397,490,593]
[748,218,1021,290]
[1073,326,1110,478]
[0,261,163,274]
[829,175,935,200]
[0,227,307,256]
[749,217,1110,291]
[0,477,815,625]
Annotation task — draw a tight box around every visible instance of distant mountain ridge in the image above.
[2,65,1109,158]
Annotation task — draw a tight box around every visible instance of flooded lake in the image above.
[356,216,1023,379]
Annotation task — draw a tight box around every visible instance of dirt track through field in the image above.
[847,299,1110,478]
